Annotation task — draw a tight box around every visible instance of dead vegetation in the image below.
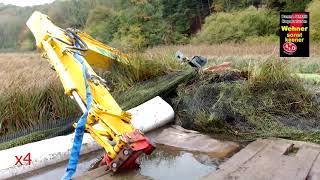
[147,43,320,59]
[0,53,57,93]
[147,43,278,58]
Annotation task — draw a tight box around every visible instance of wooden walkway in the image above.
[202,138,320,180]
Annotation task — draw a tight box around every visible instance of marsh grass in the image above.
[0,51,185,137]
[0,53,56,94]
[104,52,185,91]
[148,43,320,76]
[0,82,79,135]
[174,59,320,142]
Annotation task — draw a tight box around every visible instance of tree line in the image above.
[0,0,316,51]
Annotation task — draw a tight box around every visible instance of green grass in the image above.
[297,73,320,84]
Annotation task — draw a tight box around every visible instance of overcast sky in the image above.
[0,0,55,6]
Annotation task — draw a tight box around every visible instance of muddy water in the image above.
[138,146,218,180]
[12,128,219,180]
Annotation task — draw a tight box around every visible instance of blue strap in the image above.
[62,48,93,180]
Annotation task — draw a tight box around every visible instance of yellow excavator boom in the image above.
[26,11,154,177]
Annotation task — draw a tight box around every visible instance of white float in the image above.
[130,96,174,132]
[0,96,174,179]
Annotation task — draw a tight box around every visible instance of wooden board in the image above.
[202,138,320,180]
[155,126,240,158]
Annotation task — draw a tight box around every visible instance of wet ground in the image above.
[11,128,220,180]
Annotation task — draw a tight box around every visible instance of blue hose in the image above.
[62,45,93,180]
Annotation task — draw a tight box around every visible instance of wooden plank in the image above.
[307,152,320,180]
[202,139,269,180]
[202,138,320,180]
[155,127,240,158]
[219,139,269,170]
[224,139,294,180]
[272,147,319,180]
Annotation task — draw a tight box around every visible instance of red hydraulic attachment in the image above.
[99,130,155,172]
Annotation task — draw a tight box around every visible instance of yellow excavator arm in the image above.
[26,11,154,176]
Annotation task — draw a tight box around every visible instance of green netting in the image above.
[0,70,195,150]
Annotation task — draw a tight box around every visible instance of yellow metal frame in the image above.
[26,11,137,159]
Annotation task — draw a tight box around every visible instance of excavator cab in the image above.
[176,51,207,69]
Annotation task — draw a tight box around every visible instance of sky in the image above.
[0,0,55,7]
